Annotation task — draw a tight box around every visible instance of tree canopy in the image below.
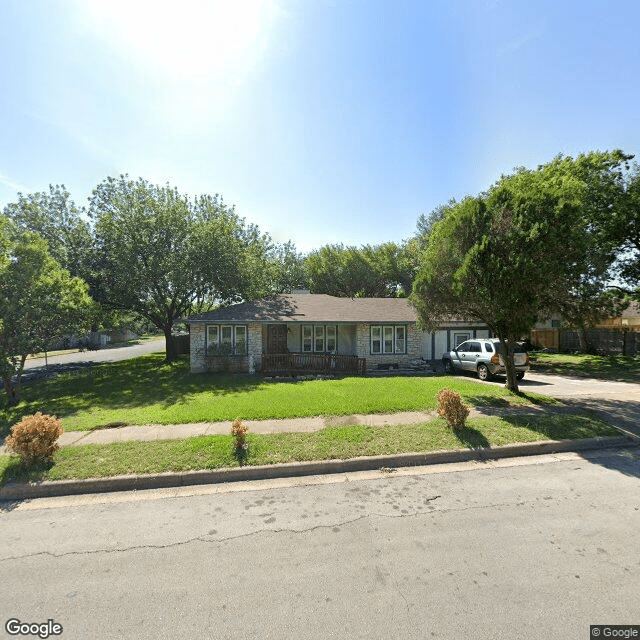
[0,218,93,404]
[305,242,415,297]
[88,176,276,361]
[410,150,631,391]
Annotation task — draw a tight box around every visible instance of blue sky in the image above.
[1,0,639,251]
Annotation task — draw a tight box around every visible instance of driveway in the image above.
[23,338,166,371]
[488,371,640,437]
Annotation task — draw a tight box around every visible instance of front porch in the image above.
[261,352,366,376]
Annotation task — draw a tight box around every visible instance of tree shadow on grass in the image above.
[0,355,266,436]
[454,427,490,449]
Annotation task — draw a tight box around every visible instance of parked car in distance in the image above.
[442,338,530,381]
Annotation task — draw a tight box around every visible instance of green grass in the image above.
[0,414,618,484]
[1,353,554,435]
[531,352,640,382]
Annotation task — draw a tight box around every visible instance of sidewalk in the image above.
[4,403,628,454]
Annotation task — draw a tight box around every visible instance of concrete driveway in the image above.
[485,370,640,437]
[23,338,166,371]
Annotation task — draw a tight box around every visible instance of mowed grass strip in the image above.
[531,352,640,382]
[0,414,617,484]
[2,354,554,434]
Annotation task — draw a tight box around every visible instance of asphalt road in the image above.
[1,447,639,640]
[23,338,166,370]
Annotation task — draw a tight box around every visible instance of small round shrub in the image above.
[437,389,470,431]
[6,412,64,464]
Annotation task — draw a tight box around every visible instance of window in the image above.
[206,324,247,355]
[206,325,218,349]
[326,326,337,352]
[371,326,382,354]
[453,333,470,347]
[302,325,313,352]
[235,326,247,353]
[484,342,494,353]
[301,325,338,352]
[371,325,407,355]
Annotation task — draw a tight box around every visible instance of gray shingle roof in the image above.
[187,294,420,324]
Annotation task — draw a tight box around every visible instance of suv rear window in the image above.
[484,342,494,353]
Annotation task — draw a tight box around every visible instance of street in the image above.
[2,447,639,639]
[23,338,166,371]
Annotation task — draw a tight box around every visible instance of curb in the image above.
[0,435,635,501]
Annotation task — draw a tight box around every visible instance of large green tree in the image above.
[3,184,92,278]
[410,151,630,391]
[0,218,93,405]
[305,242,415,297]
[88,176,275,362]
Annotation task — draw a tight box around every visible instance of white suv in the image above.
[442,338,529,381]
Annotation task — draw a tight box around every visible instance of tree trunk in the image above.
[164,326,177,363]
[3,376,19,406]
[499,337,519,393]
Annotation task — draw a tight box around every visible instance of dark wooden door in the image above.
[267,324,288,354]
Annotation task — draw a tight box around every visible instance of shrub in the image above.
[437,389,470,431]
[6,412,64,464]
[231,418,249,451]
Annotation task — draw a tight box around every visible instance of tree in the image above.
[0,219,93,405]
[88,176,274,362]
[3,184,92,278]
[410,151,630,391]
[305,242,414,297]
[607,162,640,300]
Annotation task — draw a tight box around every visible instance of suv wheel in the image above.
[516,372,525,381]
[443,359,454,375]
[477,364,491,381]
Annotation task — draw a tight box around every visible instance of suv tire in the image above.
[477,364,491,381]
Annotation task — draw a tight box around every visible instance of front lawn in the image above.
[531,352,640,382]
[1,354,554,435]
[0,414,617,484]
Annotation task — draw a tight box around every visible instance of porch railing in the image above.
[261,353,366,376]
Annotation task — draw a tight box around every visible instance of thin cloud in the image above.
[0,174,29,193]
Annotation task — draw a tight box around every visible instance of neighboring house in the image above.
[187,291,489,374]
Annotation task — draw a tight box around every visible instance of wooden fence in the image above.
[261,353,366,376]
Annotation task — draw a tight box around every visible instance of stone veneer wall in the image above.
[189,322,263,373]
[190,323,207,372]
[354,322,421,370]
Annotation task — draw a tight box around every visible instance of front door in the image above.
[267,324,288,354]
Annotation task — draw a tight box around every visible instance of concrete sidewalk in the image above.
[2,403,619,453]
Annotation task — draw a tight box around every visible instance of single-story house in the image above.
[187,291,490,374]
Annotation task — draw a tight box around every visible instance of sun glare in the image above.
[75,0,280,80]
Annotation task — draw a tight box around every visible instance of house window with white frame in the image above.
[206,324,248,355]
[370,325,407,355]
[301,325,338,353]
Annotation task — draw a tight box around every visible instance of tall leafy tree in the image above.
[3,184,92,278]
[0,218,93,405]
[410,151,629,391]
[305,242,414,297]
[88,176,274,362]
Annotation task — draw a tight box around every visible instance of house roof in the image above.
[187,294,422,324]
[622,301,640,318]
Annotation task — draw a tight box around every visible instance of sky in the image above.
[1,0,639,252]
